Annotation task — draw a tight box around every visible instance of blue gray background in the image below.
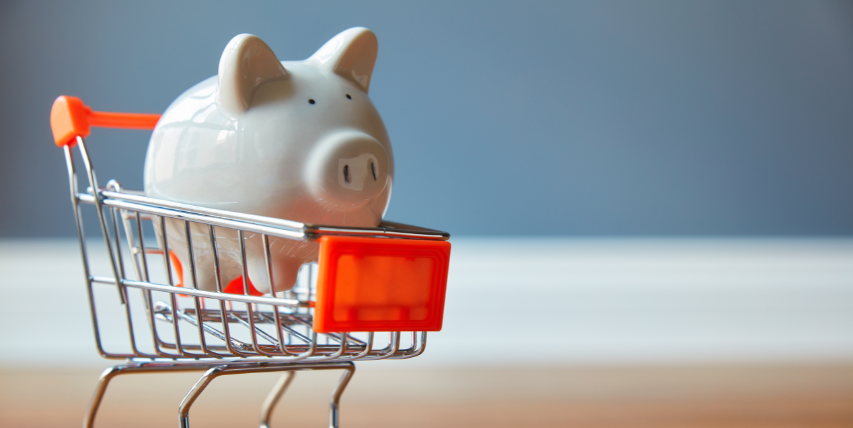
[1,0,851,237]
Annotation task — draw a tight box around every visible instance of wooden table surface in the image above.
[2,364,851,428]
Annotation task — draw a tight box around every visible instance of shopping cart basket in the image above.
[50,96,452,428]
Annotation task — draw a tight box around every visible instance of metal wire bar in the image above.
[211,226,251,359]
[159,216,185,357]
[89,277,304,307]
[264,234,292,357]
[238,230,266,356]
[134,213,181,358]
[78,189,450,241]
[77,137,126,304]
[108,203,147,358]
[184,220,212,356]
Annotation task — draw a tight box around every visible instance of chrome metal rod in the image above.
[78,190,449,241]
[84,366,123,428]
[89,276,306,307]
[329,363,356,428]
[259,372,296,428]
[179,366,224,428]
[79,194,306,240]
[98,189,305,230]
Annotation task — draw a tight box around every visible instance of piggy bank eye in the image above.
[308,99,316,104]
[345,94,352,100]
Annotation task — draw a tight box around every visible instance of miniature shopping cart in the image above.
[50,96,451,428]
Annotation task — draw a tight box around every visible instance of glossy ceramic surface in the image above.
[143,28,394,292]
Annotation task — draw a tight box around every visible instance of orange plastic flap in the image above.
[314,236,451,333]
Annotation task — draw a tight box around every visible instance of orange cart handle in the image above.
[50,95,161,147]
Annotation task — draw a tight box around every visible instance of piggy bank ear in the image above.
[309,27,378,93]
[217,34,289,114]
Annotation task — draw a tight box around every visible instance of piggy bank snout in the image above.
[306,131,390,206]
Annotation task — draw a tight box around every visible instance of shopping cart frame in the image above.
[54,96,450,427]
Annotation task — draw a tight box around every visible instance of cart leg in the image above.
[259,372,296,428]
[257,363,356,428]
[178,366,226,428]
[84,365,124,428]
[85,364,161,428]
[178,362,355,428]
[329,363,356,428]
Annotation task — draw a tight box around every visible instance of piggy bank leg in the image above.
[199,226,243,291]
[184,223,246,292]
[243,236,319,293]
[153,219,244,292]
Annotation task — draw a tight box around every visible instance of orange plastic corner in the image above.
[313,236,451,333]
[50,96,91,147]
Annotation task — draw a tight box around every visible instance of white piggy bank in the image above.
[144,27,393,293]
